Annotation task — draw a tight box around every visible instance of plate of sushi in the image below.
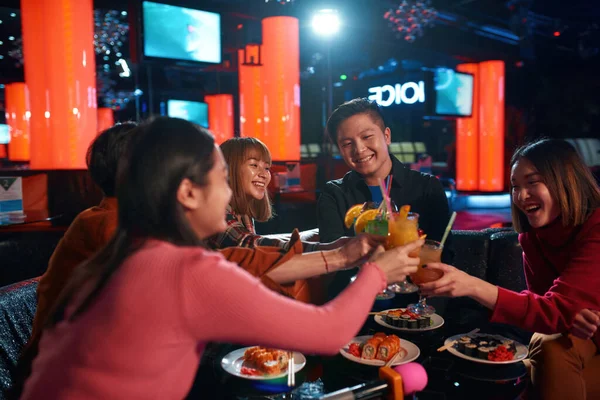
[443,333,529,365]
[340,332,420,366]
[374,308,445,332]
[221,346,306,380]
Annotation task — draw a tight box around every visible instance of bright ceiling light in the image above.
[312,9,340,36]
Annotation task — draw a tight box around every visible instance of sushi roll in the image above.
[376,335,401,362]
[464,343,478,357]
[361,336,384,360]
[478,347,491,360]
[391,316,400,327]
[458,337,471,352]
[262,360,281,375]
[400,315,410,328]
[502,340,516,352]
[478,341,488,347]
[384,314,394,325]
[268,349,289,370]
[423,315,432,327]
[408,319,418,329]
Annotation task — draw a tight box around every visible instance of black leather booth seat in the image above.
[0,278,39,397]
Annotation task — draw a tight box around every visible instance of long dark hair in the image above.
[48,117,216,326]
[510,138,600,233]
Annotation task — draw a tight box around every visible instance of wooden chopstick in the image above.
[287,351,295,387]
[368,311,386,315]
[437,328,480,352]
[384,350,403,367]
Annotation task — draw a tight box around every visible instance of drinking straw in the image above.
[440,211,457,247]
[378,178,395,222]
[386,175,392,198]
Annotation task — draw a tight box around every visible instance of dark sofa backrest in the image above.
[0,230,65,288]
[0,278,39,397]
[452,228,525,293]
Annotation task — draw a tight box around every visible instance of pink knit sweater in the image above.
[22,240,387,399]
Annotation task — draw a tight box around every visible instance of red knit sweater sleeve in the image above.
[490,223,600,335]
[179,250,387,355]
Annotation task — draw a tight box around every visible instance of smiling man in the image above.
[317,98,453,256]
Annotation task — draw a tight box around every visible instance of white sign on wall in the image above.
[367,81,426,107]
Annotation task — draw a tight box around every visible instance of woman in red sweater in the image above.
[420,139,600,399]
[21,117,423,399]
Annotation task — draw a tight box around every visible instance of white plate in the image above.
[444,333,528,365]
[374,308,445,332]
[221,347,306,380]
[339,335,420,366]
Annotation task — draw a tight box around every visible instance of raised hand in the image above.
[416,263,477,297]
[326,234,387,269]
[369,239,423,284]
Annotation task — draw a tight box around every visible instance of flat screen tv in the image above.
[433,69,474,117]
[167,100,209,128]
[0,124,9,145]
[142,1,221,64]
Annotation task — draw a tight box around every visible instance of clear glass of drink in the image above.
[407,239,444,315]
[384,212,420,294]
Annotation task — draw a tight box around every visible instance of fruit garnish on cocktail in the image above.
[344,202,382,235]
[344,202,421,294]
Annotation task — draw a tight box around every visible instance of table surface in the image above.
[188,293,530,399]
[0,211,62,227]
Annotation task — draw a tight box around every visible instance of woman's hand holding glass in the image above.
[368,239,423,284]
[417,263,479,298]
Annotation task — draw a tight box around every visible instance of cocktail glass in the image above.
[407,239,444,315]
[384,212,420,294]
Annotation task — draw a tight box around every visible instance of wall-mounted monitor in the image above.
[431,69,474,117]
[167,100,209,128]
[142,1,221,64]
[0,124,10,145]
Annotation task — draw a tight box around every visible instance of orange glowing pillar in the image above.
[478,61,505,192]
[262,17,301,161]
[4,83,31,161]
[21,0,97,169]
[97,108,115,134]
[0,145,6,159]
[238,45,264,138]
[205,94,234,144]
[455,64,479,191]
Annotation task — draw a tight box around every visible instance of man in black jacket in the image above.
[317,98,453,263]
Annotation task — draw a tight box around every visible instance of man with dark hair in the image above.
[317,98,453,258]
[86,122,137,197]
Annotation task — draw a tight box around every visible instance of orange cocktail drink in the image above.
[386,212,419,252]
[410,240,444,285]
[383,206,420,294]
[408,239,444,316]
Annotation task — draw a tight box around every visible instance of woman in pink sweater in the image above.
[419,139,600,399]
[21,117,423,400]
